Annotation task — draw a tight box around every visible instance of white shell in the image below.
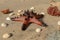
[18,10,22,13]
[36,28,41,33]
[3,33,11,38]
[16,12,24,16]
[16,13,20,16]
[6,17,11,21]
[9,13,14,16]
[58,21,60,25]
[40,12,45,15]
[30,7,35,10]
[1,23,7,27]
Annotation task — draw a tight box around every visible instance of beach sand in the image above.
[0,0,60,40]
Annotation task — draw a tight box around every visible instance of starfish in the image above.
[11,10,48,31]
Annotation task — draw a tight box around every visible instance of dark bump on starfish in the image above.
[30,16,33,18]
[11,18,15,21]
[25,18,28,20]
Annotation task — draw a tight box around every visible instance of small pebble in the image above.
[58,21,60,25]
[3,33,12,39]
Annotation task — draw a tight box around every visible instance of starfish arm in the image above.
[21,20,31,31]
[30,18,48,27]
[33,20,42,26]
[11,16,27,22]
[29,17,42,26]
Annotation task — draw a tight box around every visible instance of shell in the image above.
[36,28,41,33]
[58,21,60,25]
[16,13,20,16]
[9,13,14,16]
[1,9,10,14]
[18,10,22,13]
[40,12,45,15]
[17,10,23,16]
[1,23,7,27]
[3,33,12,38]
[30,7,35,10]
[6,17,11,21]
[47,4,60,16]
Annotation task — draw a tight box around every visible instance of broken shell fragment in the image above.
[40,12,45,15]
[58,21,60,25]
[3,33,12,38]
[16,13,20,16]
[18,10,22,13]
[30,7,35,10]
[6,17,11,21]
[36,28,42,33]
[9,13,14,16]
[1,23,8,27]
[16,12,24,16]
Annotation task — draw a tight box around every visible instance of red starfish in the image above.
[11,10,48,31]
